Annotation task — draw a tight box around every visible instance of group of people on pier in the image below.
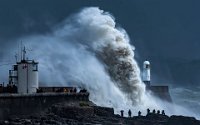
[120,108,166,117]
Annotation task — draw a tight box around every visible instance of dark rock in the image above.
[1,100,199,125]
[93,106,114,117]
[146,113,169,121]
[168,115,200,125]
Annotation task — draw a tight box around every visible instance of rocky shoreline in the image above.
[1,101,200,125]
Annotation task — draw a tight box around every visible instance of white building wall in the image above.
[28,64,38,93]
[17,63,28,93]
[17,62,38,93]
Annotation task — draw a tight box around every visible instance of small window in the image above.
[32,64,38,71]
[146,65,150,68]
[13,65,18,70]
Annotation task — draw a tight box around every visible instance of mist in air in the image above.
[12,7,199,118]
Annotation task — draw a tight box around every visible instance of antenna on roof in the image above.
[15,52,18,63]
[21,41,23,61]
[22,46,26,61]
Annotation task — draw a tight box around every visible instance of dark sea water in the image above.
[170,86,200,118]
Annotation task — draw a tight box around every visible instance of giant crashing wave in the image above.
[24,7,145,107]
[55,7,145,106]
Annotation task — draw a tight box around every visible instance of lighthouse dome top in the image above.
[144,61,150,65]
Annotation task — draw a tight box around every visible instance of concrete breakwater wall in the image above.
[0,93,89,120]
[146,86,172,102]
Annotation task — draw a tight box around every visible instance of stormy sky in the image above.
[0,0,200,88]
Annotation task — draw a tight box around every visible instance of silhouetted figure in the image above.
[80,88,87,93]
[152,109,156,114]
[128,109,132,117]
[157,110,160,114]
[162,110,165,115]
[138,111,141,116]
[120,110,124,117]
[147,108,150,115]
[74,88,77,93]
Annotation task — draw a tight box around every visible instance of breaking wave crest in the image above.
[67,7,145,104]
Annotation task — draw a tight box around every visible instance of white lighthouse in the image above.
[142,61,150,86]
[9,46,39,94]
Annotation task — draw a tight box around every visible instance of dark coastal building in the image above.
[0,47,89,120]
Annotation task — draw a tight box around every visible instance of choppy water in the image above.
[170,86,200,117]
